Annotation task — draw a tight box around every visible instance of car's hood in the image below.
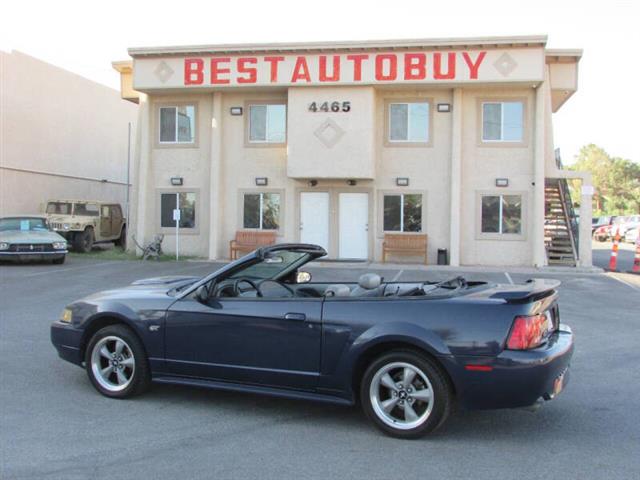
[0,230,67,243]
[47,215,98,223]
[81,275,201,302]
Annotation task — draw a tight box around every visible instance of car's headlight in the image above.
[60,308,73,323]
[52,242,67,250]
[0,242,9,251]
[63,223,70,231]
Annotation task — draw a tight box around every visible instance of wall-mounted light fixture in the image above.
[396,177,410,187]
[170,176,184,186]
[437,103,451,113]
[495,178,509,188]
[230,106,243,116]
[347,179,357,186]
[255,177,268,186]
[308,179,318,187]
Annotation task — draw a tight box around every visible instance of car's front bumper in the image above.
[0,251,67,262]
[444,325,574,410]
[51,320,84,366]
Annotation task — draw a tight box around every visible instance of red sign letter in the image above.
[264,56,284,83]
[237,57,257,84]
[346,54,369,82]
[404,53,426,80]
[210,57,231,84]
[291,56,311,83]
[184,58,204,85]
[462,51,486,80]
[319,55,340,82]
[375,54,397,81]
[433,52,456,80]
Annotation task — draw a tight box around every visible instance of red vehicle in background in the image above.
[593,216,635,242]
[593,216,617,242]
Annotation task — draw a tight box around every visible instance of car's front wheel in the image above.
[85,325,151,398]
[52,255,65,265]
[74,227,94,253]
[361,351,452,439]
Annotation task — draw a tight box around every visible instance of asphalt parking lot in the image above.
[1,256,639,479]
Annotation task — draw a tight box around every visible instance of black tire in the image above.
[84,324,151,399]
[115,226,127,250]
[52,255,65,265]
[73,227,94,253]
[360,350,453,439]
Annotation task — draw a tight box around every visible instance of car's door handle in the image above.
[284,312,306,321]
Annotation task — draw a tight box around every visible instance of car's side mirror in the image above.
[194,285,209,303]
[296,271,312,284]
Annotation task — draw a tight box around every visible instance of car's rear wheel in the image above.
[361,351,452,439]
[85,325,150,398]
[74,227,94,253]
[115,226,126,250]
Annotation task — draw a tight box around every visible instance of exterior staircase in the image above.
[544,178,579,266]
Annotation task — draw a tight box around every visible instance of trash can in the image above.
[437,248,449,266]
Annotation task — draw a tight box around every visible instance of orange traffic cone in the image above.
[608,228,621,271]
[630,238,640,275]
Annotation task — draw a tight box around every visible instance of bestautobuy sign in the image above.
[132,48,545,89]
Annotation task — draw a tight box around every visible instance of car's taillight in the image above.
[506,314,550,350]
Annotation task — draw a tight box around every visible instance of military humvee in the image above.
[45,200,126,253]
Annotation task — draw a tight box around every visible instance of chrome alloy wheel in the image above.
[369,361,434,430]
[90,336,135,392]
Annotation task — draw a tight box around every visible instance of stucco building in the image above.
[114,35,592,267]
[0,51,137,217]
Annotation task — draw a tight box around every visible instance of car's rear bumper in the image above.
[0,251,66,262]
[443,325,574,410]
[51,321,83,366]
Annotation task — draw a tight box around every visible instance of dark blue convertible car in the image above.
[51,244,573,438]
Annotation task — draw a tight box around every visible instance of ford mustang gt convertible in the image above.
[51,244,573,438]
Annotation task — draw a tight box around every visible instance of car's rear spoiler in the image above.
[490,278,560,303]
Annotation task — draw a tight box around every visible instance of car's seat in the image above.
[350,273,383,297]
[324,284,351,297]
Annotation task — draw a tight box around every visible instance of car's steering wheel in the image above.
[257,279,295,298]
[232,278,263,297]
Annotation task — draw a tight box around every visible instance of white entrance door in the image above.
[300,192,330,252]
[339,193,368,259]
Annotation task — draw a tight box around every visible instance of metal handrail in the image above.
[554,149,579,258]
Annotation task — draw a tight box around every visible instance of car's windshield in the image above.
[0,217,49,232]
[46,202,73,214]
[73,203,99,216]
[229,251,309,281]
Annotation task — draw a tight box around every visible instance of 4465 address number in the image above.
[308,101,351,112]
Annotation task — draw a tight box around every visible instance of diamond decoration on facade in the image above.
[154,61,174,83]
[493,52,518,77]
[314,119,345,148]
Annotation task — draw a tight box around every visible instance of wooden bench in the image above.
[229,230,277,260]
[382,233,428,264]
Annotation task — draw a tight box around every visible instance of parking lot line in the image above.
[21,261,127,278]
[504,272,514,284]
[605,272,640,292]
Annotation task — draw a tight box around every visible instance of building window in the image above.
[160,192,196,228]
[243,193,281,229]
[383,194,422,232]
[481,194,522,234]
[482,101,523,142]
[248,104,286,143]
[159,105,196,144]
[389,102,430,142]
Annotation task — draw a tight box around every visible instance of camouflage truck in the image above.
[45,200,126,253]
